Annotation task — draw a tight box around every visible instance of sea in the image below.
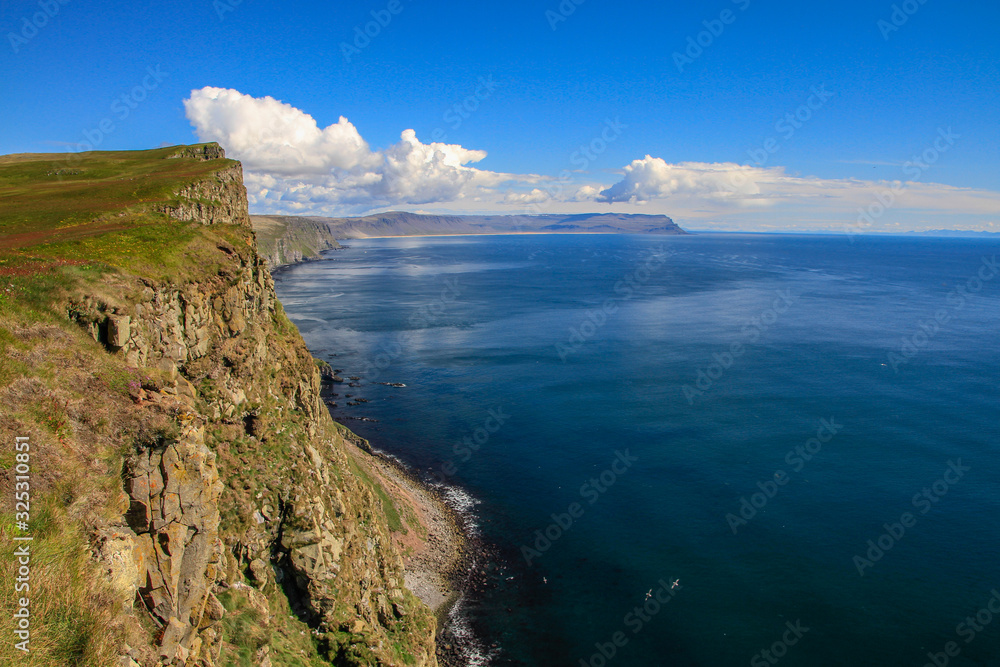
[273,232,1000,667]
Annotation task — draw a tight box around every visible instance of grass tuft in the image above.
[0,505,133,666]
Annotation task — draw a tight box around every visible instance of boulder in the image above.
[107,315,131,348]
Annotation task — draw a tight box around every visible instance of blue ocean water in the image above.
[274,233,1000,667]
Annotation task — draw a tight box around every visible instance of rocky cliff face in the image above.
[59,146,437,666]
[158,161,252,228]
[251,214,342,270]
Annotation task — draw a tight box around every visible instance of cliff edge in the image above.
[0,144,438,666]
[251,215,341,271]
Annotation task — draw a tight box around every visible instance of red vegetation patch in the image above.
[0,220,132,250]
[0,258,89,277]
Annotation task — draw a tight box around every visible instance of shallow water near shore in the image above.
[275,233,1000,666]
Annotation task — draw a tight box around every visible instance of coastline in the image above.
[271,242,489,662]
[340,230,684,239]
[346,441,485,664]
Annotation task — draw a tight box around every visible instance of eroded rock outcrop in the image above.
[64,146,437,666]
[158,161,252,227]
[125,425,225,664]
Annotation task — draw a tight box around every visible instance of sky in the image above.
[2,0,999,232]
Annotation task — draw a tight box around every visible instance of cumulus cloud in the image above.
[183,87,1000,230]
[594,156,1000,224]
[503,188,550,205]
[183,87,540,213]
[571,185,602,201]
[184,87,374,174]
[597,156,775,205]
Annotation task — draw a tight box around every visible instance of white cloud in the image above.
[183,87,373,174]
[183,87,540,213]
[503,188,550,205]
[183,88,1000,230]
[597,156,770,204]
[594,156,1000,231]
[571,185,602,201]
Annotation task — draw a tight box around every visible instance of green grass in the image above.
[0,145,228,238]
[0,503,133,666]
[217,588,272,666]
[0,143,258,665]
[0,143,254,285]
[263,585,331,667]
[346,457,405,534]
[0,143,437,666]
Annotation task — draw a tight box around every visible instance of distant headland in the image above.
[254,210,685,242]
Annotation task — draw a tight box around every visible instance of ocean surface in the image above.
[273,233,1000,667]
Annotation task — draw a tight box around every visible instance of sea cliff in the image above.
[251,215,342,270]
[0,144,439,665]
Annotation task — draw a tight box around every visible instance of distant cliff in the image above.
[280,210,686,239]
[0,144,437,666]
[251,214,341,270]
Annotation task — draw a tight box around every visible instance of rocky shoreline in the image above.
[351,443,489,665]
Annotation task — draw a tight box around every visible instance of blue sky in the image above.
[2,0,999,231]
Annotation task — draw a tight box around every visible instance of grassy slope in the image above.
[0,146,251,284]
[0,146,368,666]
[0,145,254,666]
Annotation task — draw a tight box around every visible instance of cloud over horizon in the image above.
[183,87,541,213]
[597,157,773,205]
[184,88,1000,231]
[592,156,1000,231]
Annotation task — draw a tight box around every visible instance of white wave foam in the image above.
[444,593,499,666]
[371,452,481,535]
[284,313,326,322]
[371,448,407,468]
[430,481,482,537]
